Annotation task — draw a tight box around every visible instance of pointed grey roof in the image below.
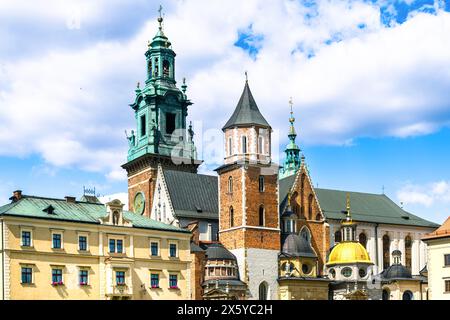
[222,81,271,130]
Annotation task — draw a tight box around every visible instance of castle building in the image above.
[0,191,191,300]
[422,216,450,300]
[215,79,281,300]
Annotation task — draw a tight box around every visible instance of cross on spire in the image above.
[157,5,164,30]
[244,71,248,82]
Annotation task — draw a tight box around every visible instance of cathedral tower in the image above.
[216,77,280,300]
[122,11,201,217]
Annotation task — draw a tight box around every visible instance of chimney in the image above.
[65,196,76,203]
[10,190,23,202]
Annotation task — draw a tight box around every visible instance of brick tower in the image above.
[122,12,201,217]
[215,77,280,300]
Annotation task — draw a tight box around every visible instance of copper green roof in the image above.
[278,176,439,228]
[0,196,189,233]
[222,81,270,130]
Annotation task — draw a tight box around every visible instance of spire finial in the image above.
[157,5,164,30]
[245,71,248,83]
[346,193,351,221]
[137,82,140,89]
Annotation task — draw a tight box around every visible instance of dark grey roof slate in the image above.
[163,170,218,219]
[380,264,413,280]
[190,242,205,253]
[205,243,237,261]
[281,233,317,258]
[222,81,270,130]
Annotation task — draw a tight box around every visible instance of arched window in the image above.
[359,232,367,249]
[242,136,247,154]
[258,136,264,154]
[154,57,159,76]
[113,211,120,225]
[308,194,314,220]
[334,230,342,243]
[228,176,233,194]
[229,207,234,228]
[402,290,414,300]
[228,137,233,156]
[259,175,265,192]
[148,61,152,78]
[383,234,391,270]
[405,235,412,271]
[258,282,268,300]
[258,206,265,226]
[300,227,311,243]
[315,213,321,221]
[163,60,170,77]
[382,288,390,300]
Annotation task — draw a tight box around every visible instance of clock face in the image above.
[134,192,145,215]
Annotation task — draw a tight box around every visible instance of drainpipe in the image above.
[374,224,379,272]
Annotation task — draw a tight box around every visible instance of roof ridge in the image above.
[315,188,384,197]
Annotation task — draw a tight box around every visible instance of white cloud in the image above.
[98,192,128,210]
[1,1,450,178]
[397,180,450,207]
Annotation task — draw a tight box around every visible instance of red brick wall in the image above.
[127,167,157,217]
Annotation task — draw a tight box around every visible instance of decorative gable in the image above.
[102,199,133,227]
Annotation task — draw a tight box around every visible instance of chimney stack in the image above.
[10,190,23,203]
[65,196,76,203]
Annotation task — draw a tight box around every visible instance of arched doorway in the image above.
[382,288,390,300]
[258,282,268,300]
[402,290,413,300]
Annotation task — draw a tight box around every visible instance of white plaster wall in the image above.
[426,240,450,300]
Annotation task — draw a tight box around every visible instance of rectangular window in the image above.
[79,270,89,285]
[259,175,265,192]
[140,114,146,137]
[445,254,450,266]
[79,236,87,251]
[109,239,116,253]
[242,136,247,154]
[52,269,63,285]
[169,243,177,258]
[52,233,62,249]
[22,231,31,247]
[116,271,125,285]
[166,113,176,135]
[21,267,32,284]
[151,242,159,256]
[446,280,450,293]
[151,273,160,288]
[117,239,123,253]
[169,274,178,289]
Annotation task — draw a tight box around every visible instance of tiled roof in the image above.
[163,170,218,220]
[422,216,450,240]
[0,195,189,233]
[222,81,270,130]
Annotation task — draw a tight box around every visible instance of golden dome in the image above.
[327,241,372,265]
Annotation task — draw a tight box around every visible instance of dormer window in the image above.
[112,211,120,225]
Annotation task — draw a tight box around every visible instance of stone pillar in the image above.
[398,232,405,265]
[368,227,376,265]
[412,234,420,275]
[377,234,383,274]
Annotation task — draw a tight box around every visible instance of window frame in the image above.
[258,206,265,227]
[115,270,126,286]
[228,137,233,156]
[21,266,33,284]
[51,268,64,285]
[241,136,247,154]
[165,112,176,135]
[51,231,64,249]
[445,280,450,293]
[258,175,265,193]
[444,254,450,267]
[21,230,32,247]
[140,114,147,137]
[150,272,160,288]
[79,269,89,286]
[169,241,178,258]
[109,236,125,254]
[169,274,178,289]
[150,239,160,257]
[78,234,89,252]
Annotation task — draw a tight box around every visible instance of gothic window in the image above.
[259,175,265,192]
[140,114,146,137]
[165,113,176,135]
[258,136,264,154]
[315,213,321,221]
[229,207,234,228]
[242,136,247,154]
[383,234,391,270]
[405,235,412,271]
[258,206,265,226]
[258,282,268,300]
[334,230,342,243]
[359,232,367,249]
[228,176,233,194]
[163,60,170,77]
[300,227,311,243]
[308,194,313,220]
[228,137,233,156]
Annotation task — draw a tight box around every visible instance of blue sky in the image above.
[1,0,450,224]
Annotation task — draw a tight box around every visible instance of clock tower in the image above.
[122,11,201,217]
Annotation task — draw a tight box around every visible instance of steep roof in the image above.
[278,176,439,228]
[163,170,218,220]
[422,216,450,241]
[222,81,270,130]
[0,195,189,233]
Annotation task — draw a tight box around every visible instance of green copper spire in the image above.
[279,98,301,179]
[124,8,199,166]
